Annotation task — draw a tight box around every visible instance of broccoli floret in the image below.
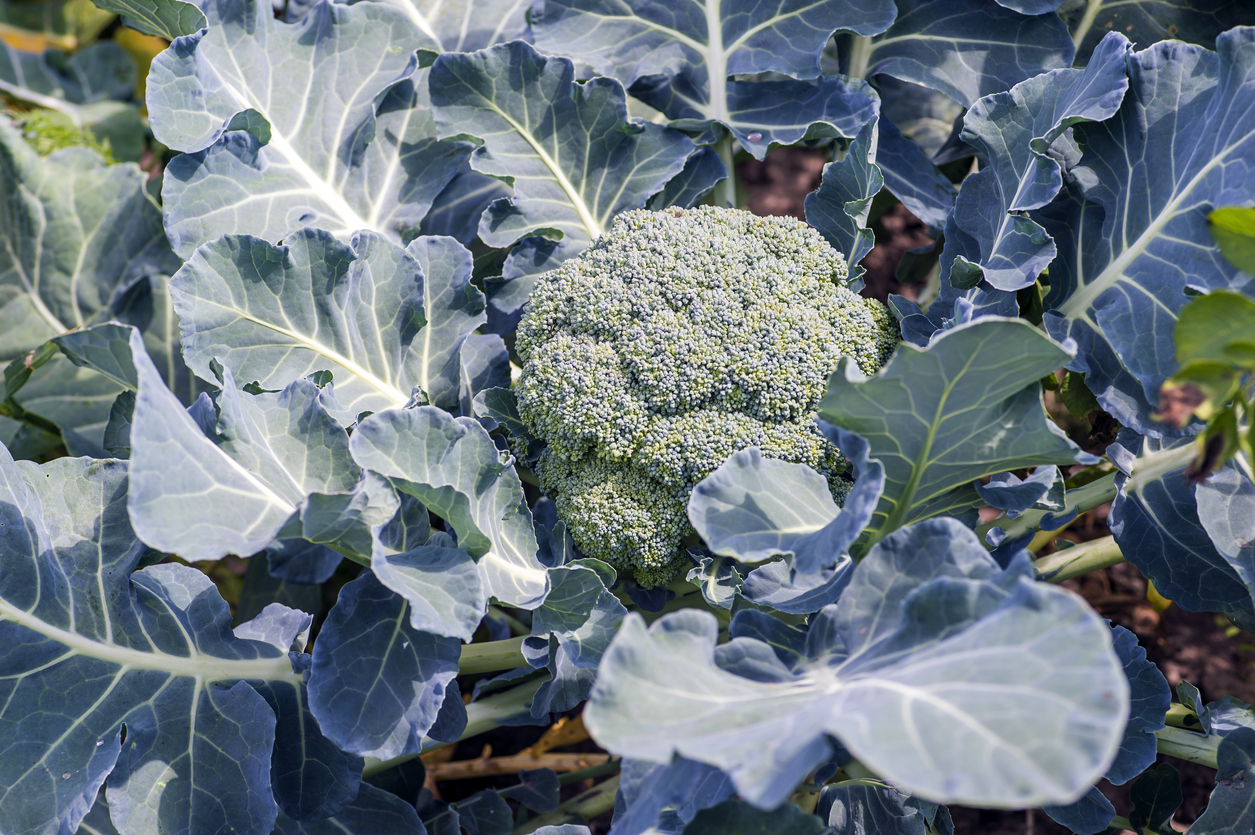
[515,206,899,586]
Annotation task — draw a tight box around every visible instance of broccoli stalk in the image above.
[515,206,899,586]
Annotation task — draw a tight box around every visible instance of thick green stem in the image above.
[360,676,545,777]
[1165,701,1205,731]
[1155,725,1219,768]
[846,34,874,80]
[975,473,1118,545]
[1071,0,1104,51]
[713,134,737,208]
[460,635,528,675]
[1032,536,1125,583]
[513,775,622,833]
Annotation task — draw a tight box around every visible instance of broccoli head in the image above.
[514,206,899,586]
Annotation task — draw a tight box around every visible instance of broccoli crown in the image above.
[515,206,899,586]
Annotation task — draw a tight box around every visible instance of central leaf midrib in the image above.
[489,102,603,239]
[209,301,410,406]
[0,598,303,684]
[1059,123,1255,319]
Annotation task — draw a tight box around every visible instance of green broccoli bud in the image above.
[515,206,899,586]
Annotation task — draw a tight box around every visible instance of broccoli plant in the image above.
[513,207,898,585]
[0,0,1254,834]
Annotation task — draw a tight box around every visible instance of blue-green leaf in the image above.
[89,0,205,40]
[1041,29,1255,433]
[171,230,482,420]
[532,560,626,667]
[0,449,304,835]
[1186,727,1255,835]
[1108,430,1252,616]
[532,0,893,155]
[0,122,178,362]
[839,0,1073,108]
[682,799,826,834]
[271,782,427,834]
[373,0,531,52]
[430,41,697,270]
[307,571,461,760]
[127,327,365,561]
[805,118,881,285]
[586,518,1127,809]
[946,32,1130,291]
[371,538,487,641]
[1063,0,1255,64]
[350,406,550,607]
[148,0,460,256]
[818,318,1096,542]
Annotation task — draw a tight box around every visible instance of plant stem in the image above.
[1032,536,1125,583]
[845,35,874,80]
[1071,0,1104,51]
[460,635,529,675]
[1165,701,1205,731]
[975,473,1118,546]
[512,775,622,833]
[1155,725,1220,769]
[557,758,623,785]
[713,133,737,208]
[430,752,612,781]
[1108,815,1135,832]
[360,675,545,777]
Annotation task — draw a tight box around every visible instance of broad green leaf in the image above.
[586,519,1127,809]
[370,535,487,641]
[1128,763,1182,834]
[350,406,550,607]
[148,0,464,257]
[1210,207,1255,275]
[0,40,143,159]
[945,32,1130,291]
[429,40,697,270]
[170,229,481,419]
[373,0,530,51]
[10,356,125,457]
[90,0,205,40]
[1041,29,1255,433]
[1186,727,1255,834]
[805,118,881,285]
[125,326,374,561]
[817,318,1095,542]
[1174,289,1255,369]
[818,784,951,834]
[1063,0,1255,64]
[532,560,627,667]
[0,448,304,835]
[1108,431,1252,616]
[407,235,488,412]
[687,449,844,566]
[1043,787,1116,834]
[532,0,891,155]
[307,571,461,759]
[0,121,178,361]
[838,0,1073,108]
